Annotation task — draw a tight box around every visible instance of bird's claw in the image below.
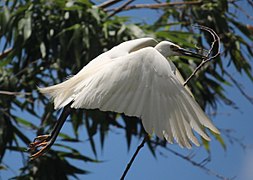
[28,134,52,160]
[33,134,51,142]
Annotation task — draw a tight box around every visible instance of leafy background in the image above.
[0,0,253,179]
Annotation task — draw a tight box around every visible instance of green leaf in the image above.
[14,116,37,129]
[229,13,253,41]
[0,57,12,67]
[23,13,32,40]
[212,131,227,151]
[4,146,27,153]
[88,7,101,22]
[0,164,7,170]
[12,125,31,144]
[146,140,156,158]
[156,31,198,48]
[40,42,46,58]
[3,6,10,22]
[58,151,99,162]
[58,133,80,142]
[85,116,97,157]
[202,138,210,153]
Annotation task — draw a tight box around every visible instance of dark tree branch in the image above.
[157,142,235,180]
[120,25,221,179]
[151,139,235,180]
[154,0,162,3]
[247,0,253,8]
[232,3,253,20]
[97,0,124,9]
[120,134,149,180]
[224,70,253,105]
[220,128,249,151]
[107,0,135,18]
[105,1,202,12]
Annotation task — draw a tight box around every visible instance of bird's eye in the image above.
[170,45,179,51]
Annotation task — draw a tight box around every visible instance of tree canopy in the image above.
[0,0,252,179]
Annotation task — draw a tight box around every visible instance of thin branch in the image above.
[161,144,235,180]
[97,0,124,9]
[247,0,253,8]
[120,134,149,180]
[154,0,162,3]
[224,71,253,105]
[0,48,12,60]
[12,59,41,78]
[183,25,221,86]
[107,0,135,18]
[0,90,31,96]
[106,1,202,12]
[220,128,249,151]
[231,2,253,20]
[151,139,235,180]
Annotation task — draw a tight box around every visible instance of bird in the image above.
[28,37,220,159]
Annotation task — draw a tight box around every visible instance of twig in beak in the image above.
[183,25,220,86]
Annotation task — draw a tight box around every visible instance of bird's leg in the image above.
[28,105,73,160]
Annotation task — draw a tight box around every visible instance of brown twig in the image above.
[107,0,135,18]
[0,48,12,60]
[97,0,124,9]
[120,25,220,180]
[106,1,202,12]
[0,90,31,96]
[183,25,221,86]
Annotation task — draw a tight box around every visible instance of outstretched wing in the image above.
[41,47,219,148]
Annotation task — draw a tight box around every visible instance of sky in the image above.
[1,0,253,180]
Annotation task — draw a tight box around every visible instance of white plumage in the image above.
[39,38,219,148]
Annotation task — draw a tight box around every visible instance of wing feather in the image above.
[170,101,185,147]
[175,99,199,146]
[176,94,210,141]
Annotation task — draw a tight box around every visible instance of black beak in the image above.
[177,48,205,59]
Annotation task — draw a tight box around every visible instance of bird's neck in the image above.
[155,44,171,57]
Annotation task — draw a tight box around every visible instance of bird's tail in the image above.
[39,77,77,109]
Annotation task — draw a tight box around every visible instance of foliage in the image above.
[0,0,252,179]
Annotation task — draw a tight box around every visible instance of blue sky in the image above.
[1,0,253,180]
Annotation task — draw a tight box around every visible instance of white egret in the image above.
[29,37,220,159]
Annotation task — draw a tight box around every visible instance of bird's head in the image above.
[155,41,205,59]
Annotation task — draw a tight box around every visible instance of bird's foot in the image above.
[28,134,53,160]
